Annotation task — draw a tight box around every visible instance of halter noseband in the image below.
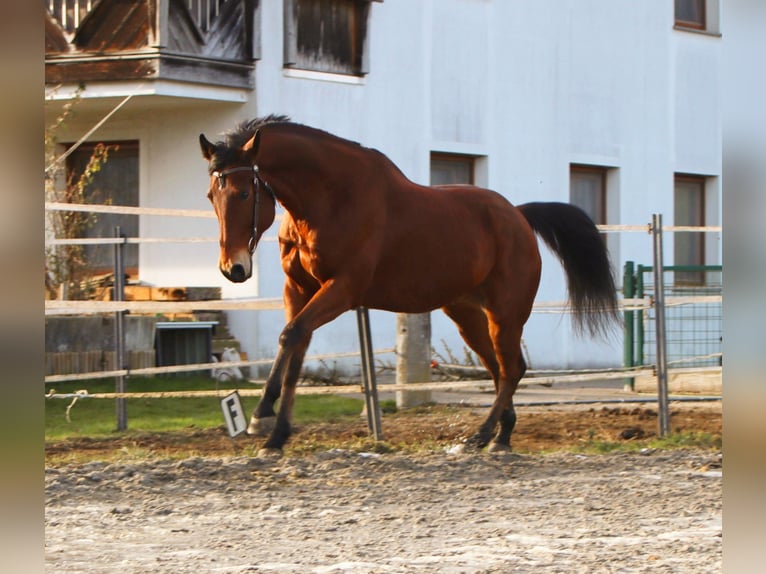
[211,165,275,253]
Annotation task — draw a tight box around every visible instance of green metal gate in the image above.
[623,262,722,369]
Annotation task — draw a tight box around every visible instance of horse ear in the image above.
[199,134,216,160]
[242,129,261,161]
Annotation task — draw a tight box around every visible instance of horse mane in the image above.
[224,114,292,148]
[214,114,409,181]
[205,114,291,172]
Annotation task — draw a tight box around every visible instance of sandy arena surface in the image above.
[46,397,721,573]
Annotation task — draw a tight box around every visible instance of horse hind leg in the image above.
[464,314,527,451]
[487,354,527,453]
[443,300,511,451]
[442,299,501,382]
[473,224,540,452]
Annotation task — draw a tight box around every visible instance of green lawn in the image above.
[45,376,365,440]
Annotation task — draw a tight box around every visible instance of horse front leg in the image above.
[247,279,313,439]
[259,326,311,453]
[255,277,356,454]
[246,344,295,437]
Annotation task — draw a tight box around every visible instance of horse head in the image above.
[200,130,276,283]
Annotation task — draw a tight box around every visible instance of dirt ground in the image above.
[45,401,721,573]
[46,401,721,461]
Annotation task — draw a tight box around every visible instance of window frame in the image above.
[673,173,707,285]
[64,140,140,278]
[283,0,372,77]
[569,164,607,226]
[430,153,475,186]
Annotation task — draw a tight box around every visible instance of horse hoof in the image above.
[247,415,276,437]
[464,434,490,452]
[445,443,466,455]
[487,441,512,454]
[461,441,483,454]
[256,447,283,458]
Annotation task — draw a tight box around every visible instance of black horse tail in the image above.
[518,202,621,337]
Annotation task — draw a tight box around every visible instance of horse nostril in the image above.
[228,264,246,283]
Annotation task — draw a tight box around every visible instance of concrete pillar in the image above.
[395,312,432,408]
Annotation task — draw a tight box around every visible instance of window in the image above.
[430,153,474,185]
[65,141,139,276]
[675,0,706,30]
[674,174,706,284]
[284,0,371,76]
[570,165,606,226]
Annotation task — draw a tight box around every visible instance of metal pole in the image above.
[622,261,635,391]
[636,265,646,367]
[356,307,382,440]
[114,226,128,431]
[651,215,670,437]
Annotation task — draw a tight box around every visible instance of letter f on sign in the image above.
[221,391,247,437]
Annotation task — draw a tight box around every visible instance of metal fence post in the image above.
[623,260,635,391]
[356,307,382,440]
[114,226,128,431]
[636,265,646,367]
[651,215,670,437]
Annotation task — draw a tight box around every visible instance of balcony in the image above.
[45,0,258,99]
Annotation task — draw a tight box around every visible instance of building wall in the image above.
[47,0,723,371]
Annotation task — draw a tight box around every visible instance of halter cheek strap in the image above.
[211,165,275,253]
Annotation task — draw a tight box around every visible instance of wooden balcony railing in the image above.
[47,0,231,36]
[47,0,94,36]
[45,0,257,91]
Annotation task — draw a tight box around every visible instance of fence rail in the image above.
[45,200,723,437]
[44,201,722,231]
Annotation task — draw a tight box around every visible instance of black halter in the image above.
[211,165,275,253]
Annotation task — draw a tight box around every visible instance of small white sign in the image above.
[220,391,247,437]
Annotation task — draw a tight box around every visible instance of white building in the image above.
[45,0,723,372]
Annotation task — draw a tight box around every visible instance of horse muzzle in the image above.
[220,254,252,283]
[222,264,248,283]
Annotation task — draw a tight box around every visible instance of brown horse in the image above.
[199,115,619,454]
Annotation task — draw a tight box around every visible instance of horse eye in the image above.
[240,189,250,200]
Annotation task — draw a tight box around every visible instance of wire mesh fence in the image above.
[631,264,722,369]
